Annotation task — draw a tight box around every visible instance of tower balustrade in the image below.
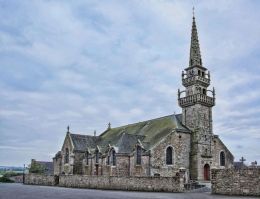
[178,93,215,107]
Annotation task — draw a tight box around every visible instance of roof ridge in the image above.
[70,133,94,137]
[108,113,181,131]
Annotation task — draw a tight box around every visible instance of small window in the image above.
[202,71,205,77]
[198,70,201,76]
[220,151,225,166]
[136,146,142,165]
[65,148,69,164]
[85,151,89,165]
[203,89,206,95]
[112,150,116,166]
[95,151,99,164]
[166,147,173,165]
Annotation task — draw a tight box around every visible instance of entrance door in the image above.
[54,175,59,186]
[204,164,210,181]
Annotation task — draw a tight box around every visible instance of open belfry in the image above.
[53,11,234,182]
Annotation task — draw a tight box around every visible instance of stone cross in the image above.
[67,125,70,132]
[240,156,246,164]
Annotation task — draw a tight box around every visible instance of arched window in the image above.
[112,149,116,166]
[203,88,206,95]
[220,151,225,166]
[65,148,69,164]
[136,146,142,165]
[198,70,201,76]
[85,151,89,165]
[166,146,173,165]
[95,150,99,164]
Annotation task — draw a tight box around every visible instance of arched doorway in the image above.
[204,164,210,181]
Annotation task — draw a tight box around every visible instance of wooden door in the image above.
[204,164,210,181]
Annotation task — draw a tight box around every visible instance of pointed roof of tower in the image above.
[189,8,203,68]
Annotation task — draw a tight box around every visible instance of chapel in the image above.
[53,13,234,181]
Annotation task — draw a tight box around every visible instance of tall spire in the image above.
[189,7,202,67]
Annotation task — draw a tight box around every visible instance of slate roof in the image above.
[35,161,53,175]
[70,134,99,151]
[69,114,190,154]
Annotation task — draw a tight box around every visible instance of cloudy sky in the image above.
[0,0,260,166]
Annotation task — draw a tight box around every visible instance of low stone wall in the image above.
[25,174,184,192]
[25,174,55,186]
[211,168,260,196]
[59,175,184,192]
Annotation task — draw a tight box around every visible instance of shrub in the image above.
[0,176,14,183]
[29,162,45,174]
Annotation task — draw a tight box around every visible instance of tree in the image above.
[29,162,45,174]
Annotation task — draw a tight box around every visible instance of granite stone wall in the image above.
[59,175,184,192]
[211,168,260,196]
[25,174,55,186]
[150,131,190,178]
[24,174,184,192]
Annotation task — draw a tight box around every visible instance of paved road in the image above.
[0,183,256,199]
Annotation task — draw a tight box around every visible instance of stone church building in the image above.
[53,14,234,182]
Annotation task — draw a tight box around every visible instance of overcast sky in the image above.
[0,0,260,167]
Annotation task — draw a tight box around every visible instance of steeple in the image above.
[189,8,202,67]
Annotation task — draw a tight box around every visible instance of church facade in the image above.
[53,14,234,182]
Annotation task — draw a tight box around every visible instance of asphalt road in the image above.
[0,183,257,199]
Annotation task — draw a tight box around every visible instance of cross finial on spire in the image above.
[67,125,70,132]
[192,6,195,18]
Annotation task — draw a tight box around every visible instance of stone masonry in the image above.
[24,173,185,192]
[211,168,260,196]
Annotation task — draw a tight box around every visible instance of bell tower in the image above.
[178,10,216,181]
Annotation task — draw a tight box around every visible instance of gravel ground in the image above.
[0,183,257,199]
